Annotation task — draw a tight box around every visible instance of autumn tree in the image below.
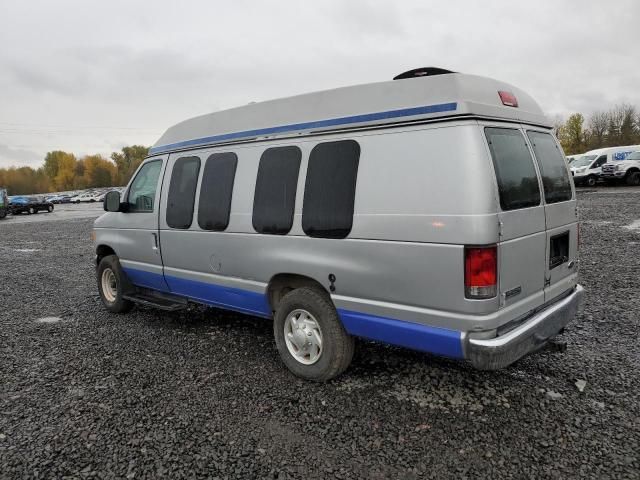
[557,113,585,155]
[53,152,78,191]
[82,154,117,187]
[111,145,149,185]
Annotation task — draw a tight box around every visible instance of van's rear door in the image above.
[484,126,547,311]
[525,129,579,302]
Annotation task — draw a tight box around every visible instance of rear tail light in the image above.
[498,91,518,107]
[465,246,497,299]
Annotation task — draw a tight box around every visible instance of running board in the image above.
[123,292,188,311]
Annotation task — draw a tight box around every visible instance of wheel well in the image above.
[626,168,640,175]
[96,244,116,264]
[267,273,329,313]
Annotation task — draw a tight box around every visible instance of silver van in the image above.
[94,67,584,381]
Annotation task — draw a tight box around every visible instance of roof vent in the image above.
[393,67,456,80]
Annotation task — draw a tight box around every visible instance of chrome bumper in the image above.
[466,285,584,370]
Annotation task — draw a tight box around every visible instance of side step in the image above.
[123,291,188,311]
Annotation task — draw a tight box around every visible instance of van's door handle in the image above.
[151,232,159,252]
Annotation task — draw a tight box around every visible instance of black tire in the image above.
[586,175,597,187]
[47,205,53,213]
[273,287,354,382]
[97,255,134,313]
[0,208,6,219]
[28,207,35,215]
[626,171,640,186]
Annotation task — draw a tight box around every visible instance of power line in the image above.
[0,121,163,131]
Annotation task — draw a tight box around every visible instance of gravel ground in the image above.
[1,188,639,479]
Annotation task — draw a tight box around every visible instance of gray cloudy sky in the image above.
[1,0,638,168]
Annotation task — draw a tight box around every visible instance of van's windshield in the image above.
[572,155,597,167]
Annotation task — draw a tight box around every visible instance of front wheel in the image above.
[274,287,354,382]
[585,175,597,187]
[626,172,640,186]
[47,205,53,213]
[97,255,134,313]
[28,207,36,215]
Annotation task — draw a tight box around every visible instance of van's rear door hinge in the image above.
[544,276,551,288]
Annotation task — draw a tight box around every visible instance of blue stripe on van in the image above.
[121,267,464,358]
[123,266,170,292]
[338,309,464,359]
[121,267,272,318]
[149,102,458,155]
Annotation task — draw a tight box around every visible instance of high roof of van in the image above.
[150,70,551,155]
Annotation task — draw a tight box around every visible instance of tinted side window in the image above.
[252,146,301,235]
[527,131,572,203]
[485,128,541,211]
[302,140,360,238]
[127,160,163,213]
[166,156,201,229]
[594,155,607,168]
[198,152,238,231]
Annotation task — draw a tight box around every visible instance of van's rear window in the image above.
[485,128,541,211]
[526,131,572,203]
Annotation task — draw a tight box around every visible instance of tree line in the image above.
[555,104,640,155]
[0,146,149,195]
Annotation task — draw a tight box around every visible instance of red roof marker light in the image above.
[498,91,518,107]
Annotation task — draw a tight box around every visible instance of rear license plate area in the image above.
[549,232,569,270]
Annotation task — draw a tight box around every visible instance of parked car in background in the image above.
[571,145,640,186]
[71,192,101,203]
[9,196,54,214]
[0,187,8,219]
[565,154,580,165]
[46,194,73,204]
[600,150,640,185]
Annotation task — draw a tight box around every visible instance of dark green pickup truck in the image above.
[0,187,8,219]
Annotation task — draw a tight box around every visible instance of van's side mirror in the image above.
[104,191,122,212]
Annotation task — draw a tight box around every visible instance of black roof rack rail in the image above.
[393,67,456,80]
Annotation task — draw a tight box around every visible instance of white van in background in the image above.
[570,145,640,186]
[600,147,640,185]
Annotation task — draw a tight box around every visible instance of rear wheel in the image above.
[273,287,354,381]
[626,171,640,186]
[28,207,36,215]
[97,255,134,313]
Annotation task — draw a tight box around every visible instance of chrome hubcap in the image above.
[284,309,323,365]
[101,268,117,303]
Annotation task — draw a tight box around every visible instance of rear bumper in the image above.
[466,285,584,370]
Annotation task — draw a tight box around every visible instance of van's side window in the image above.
[485,128,541,211]
[526,131,572,203]
[127,160,163,213]
[198,152,238,231]
[253,146,301,235]
[302,140,360,238]
[166,156,201,229]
